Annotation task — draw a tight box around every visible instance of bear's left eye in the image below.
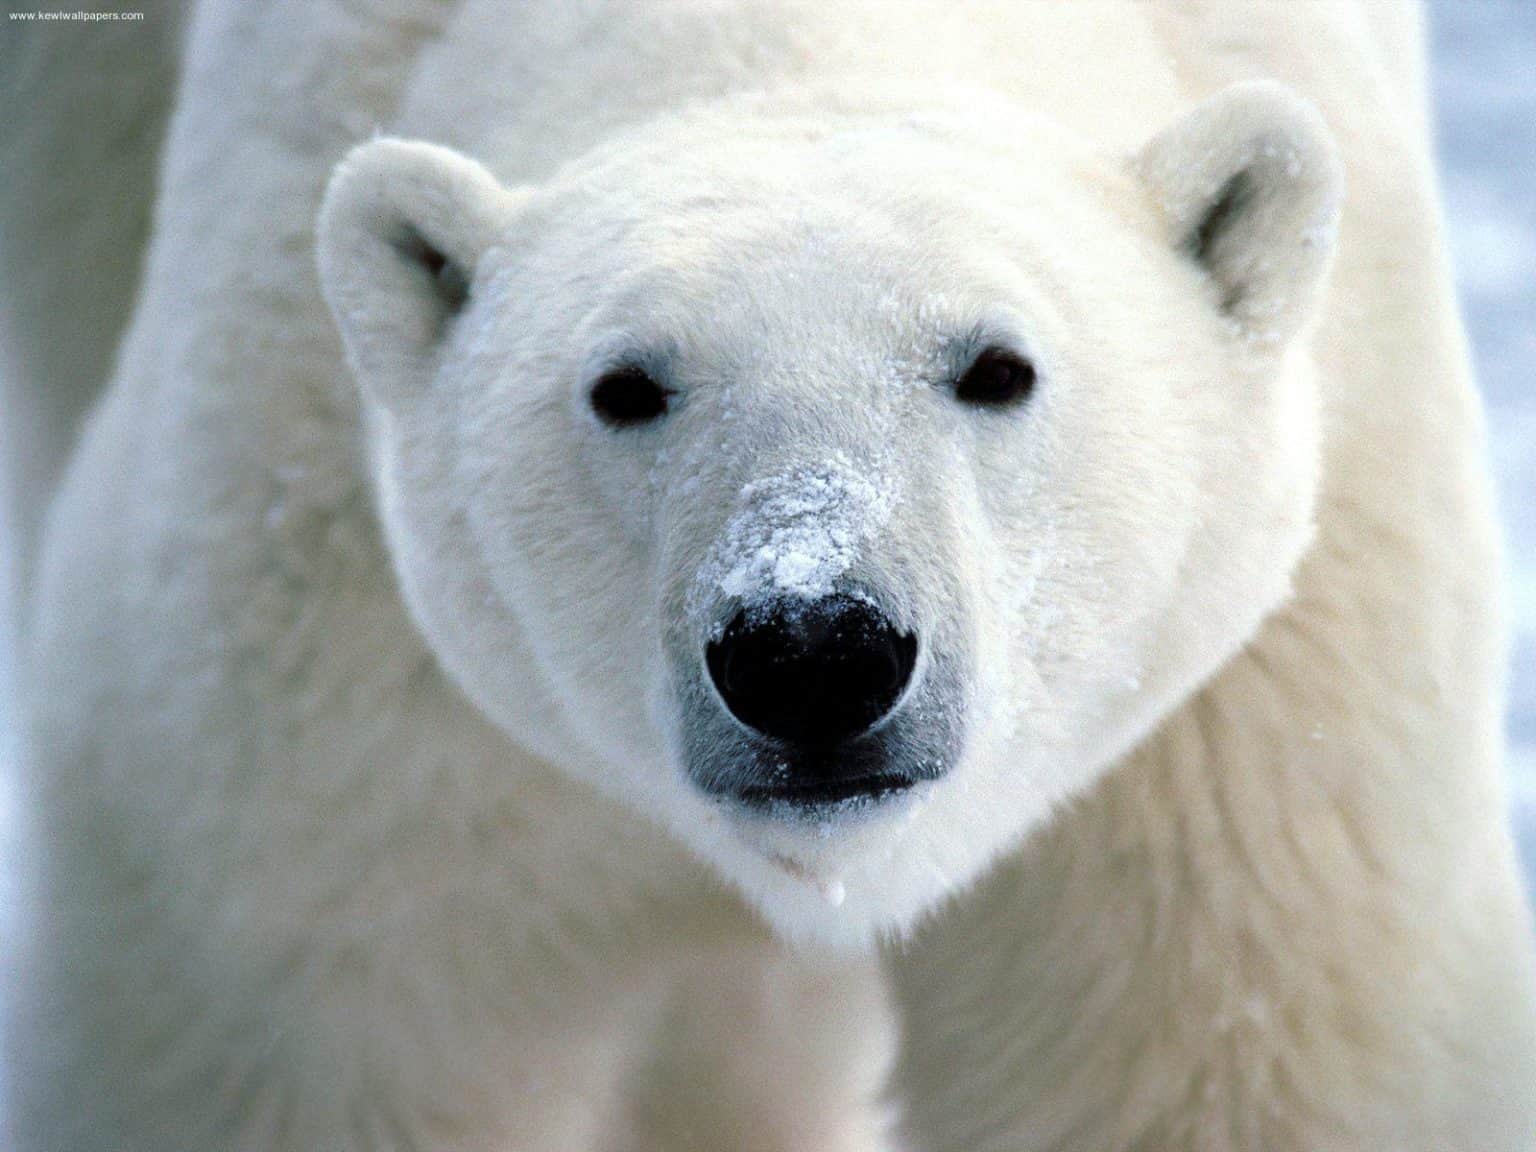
[953,346,1037,409]
[589,366,674,428]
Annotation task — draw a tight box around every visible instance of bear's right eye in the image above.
[589,366,674,428]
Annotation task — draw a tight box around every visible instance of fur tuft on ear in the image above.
[1136,81,1344,347]
[317,138,521,406]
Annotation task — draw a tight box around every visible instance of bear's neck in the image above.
[394,0,1184,180]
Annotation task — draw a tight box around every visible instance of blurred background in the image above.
[0,0,1533,896]
[1435,0,1536,887]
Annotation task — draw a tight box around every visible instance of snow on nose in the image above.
[697,456,899,613]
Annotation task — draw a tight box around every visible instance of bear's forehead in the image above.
[553,220,1016,383]
[543,104,1105,236]
[478,114,1160,388]
[529,165,1069,327]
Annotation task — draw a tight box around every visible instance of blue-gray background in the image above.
[1436,0,1536,886]
[0,0,1532,900]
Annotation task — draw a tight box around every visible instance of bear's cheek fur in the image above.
[950,285,1317,799]
[362,363,678,802]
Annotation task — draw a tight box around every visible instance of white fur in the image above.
[4,1,1534,1149]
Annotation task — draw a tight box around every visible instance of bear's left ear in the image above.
[317,137,526,407]
[1135,81,1344,347]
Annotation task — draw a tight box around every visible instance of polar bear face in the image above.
[318,84,1341,949]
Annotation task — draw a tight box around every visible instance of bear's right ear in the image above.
[317,138,524,406]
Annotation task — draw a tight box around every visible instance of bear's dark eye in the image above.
[589,366,674,427]
[953,347,1037,409]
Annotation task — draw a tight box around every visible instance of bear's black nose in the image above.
[705,596,918,747]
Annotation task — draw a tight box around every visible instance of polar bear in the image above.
[3,1,1535,1149]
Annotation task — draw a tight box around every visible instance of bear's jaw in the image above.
[733,767,918,812]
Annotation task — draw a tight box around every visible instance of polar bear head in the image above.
[318,82,1341,950]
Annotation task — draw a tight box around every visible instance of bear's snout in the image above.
[707,595,918,745]
[702,595,923,807]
